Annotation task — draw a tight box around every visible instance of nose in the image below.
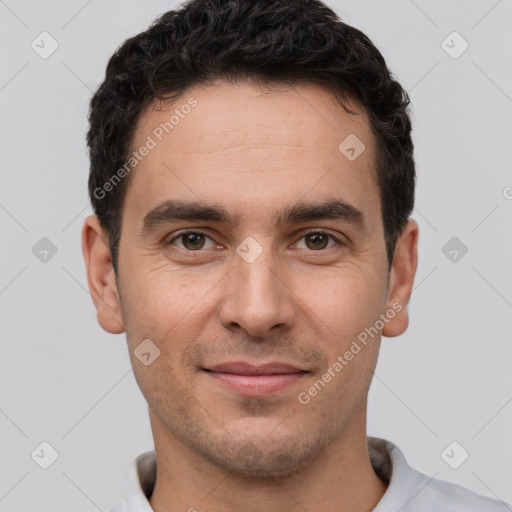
[218,245,296,338]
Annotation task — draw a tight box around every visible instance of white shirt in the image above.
[110,437,509,511]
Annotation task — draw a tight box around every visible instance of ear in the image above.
[81,215,125,334]
[382,219,419,338]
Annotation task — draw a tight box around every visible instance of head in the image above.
[82,0,418,478]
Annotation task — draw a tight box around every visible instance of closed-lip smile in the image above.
[203,361,308,397]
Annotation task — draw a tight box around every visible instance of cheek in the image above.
[293,266,385,340]
[129,355,184,421]
[121,274,205,409]
[119,264,217,338]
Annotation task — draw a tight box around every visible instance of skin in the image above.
[82,80,418,512]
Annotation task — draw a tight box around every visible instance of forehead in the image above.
[124,79,380,229]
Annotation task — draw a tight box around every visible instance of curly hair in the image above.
[87,0,415,274]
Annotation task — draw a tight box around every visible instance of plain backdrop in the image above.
[1,0,511,510]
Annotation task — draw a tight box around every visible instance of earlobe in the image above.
[81,215,125,334]
[382,219,419,338]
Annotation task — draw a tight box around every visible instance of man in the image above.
[81,1,508,510]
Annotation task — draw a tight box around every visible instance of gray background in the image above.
[1,0,511,510]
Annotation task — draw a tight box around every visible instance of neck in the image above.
[148,405,388,512]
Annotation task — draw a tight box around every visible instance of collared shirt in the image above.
[110,436,509,511]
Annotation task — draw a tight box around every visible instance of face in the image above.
[83,79,418,478]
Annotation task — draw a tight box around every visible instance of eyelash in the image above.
[166,230,343,252]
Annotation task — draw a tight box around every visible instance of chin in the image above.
[196,432,328,479]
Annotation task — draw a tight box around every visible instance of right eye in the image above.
[167,231,217,251]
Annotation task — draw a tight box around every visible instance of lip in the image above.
[204,361,307,397]
[206,361,305,375]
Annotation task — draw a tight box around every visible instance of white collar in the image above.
[111,436,506,512]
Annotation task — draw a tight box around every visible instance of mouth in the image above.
[203,361,308,397]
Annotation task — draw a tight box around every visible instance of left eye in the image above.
[295,232,339,251]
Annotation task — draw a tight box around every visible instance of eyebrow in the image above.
[139,198,364,236]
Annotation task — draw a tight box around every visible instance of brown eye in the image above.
[304,233,330,250]
[169,231,215,251]
[182,233,205,250]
